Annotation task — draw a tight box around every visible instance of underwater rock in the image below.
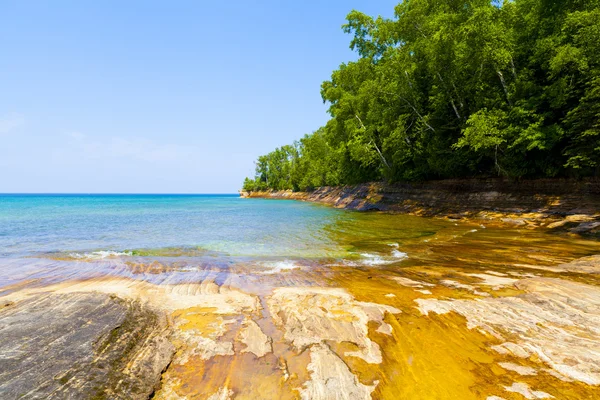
[504,382,553,399]
[555,255,600,274]
[207,386,235,400]
[499,362,538,376]
[417,277,600,385]
[390,276,435,288]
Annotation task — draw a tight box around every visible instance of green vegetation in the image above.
[244,0,600,192]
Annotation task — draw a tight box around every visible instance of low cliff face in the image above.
[241,179,600,234]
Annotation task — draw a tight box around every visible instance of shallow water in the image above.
[0,194,342,258]
[2,194,600,399]
[2,194,599,289]
[2,193,598,267]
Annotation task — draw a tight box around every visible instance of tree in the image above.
[243,0,600,191]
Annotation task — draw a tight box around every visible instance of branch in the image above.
[382,91,435,132]
[496,70,512,106]
[355,114,392,171]
[437,73,461,120]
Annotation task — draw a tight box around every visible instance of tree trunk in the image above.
[437,73,461,120]
[497,70,512,106]
[355,114,393,171]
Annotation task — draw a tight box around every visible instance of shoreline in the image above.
[2,193,600,398]
[3,189,600,399]
[2,248,600,398]
[241,179,600,236]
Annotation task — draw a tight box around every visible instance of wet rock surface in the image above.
[299,343,377,400]
[417,277,600,385]
[268,287,399,364]
[2,223,600,399]
[0,292,173,399]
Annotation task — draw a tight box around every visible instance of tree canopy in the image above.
[244,0,600,192]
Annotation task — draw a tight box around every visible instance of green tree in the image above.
[243,0,600,191]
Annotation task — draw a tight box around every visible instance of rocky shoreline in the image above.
[2,252,600,399]
[2,181,600,399]
[241,179,600,236]
[0,291,174,399]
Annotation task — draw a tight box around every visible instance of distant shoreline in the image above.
[0,193,239,196]
[241,178,600,236]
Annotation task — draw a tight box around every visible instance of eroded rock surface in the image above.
[2,248,600,399]
[0,292,174,399]
[555,255,600,274]
[268,287,400,364]
[417,277,600,385]
[241,179,600,228]
[299,343,377,400]
[238,318,272,358]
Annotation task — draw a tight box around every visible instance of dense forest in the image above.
[243,0,600,192]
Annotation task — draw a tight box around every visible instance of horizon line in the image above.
[0,192,241,195]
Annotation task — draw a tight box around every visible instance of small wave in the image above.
[391,249,408,258]
[68,250,132,260]
[360,249,408,266]
[360,253,395,266]
[261,260,302,274]
[387,243,408,259]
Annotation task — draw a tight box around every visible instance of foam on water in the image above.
[68,250,133,260]
[359,244,408,266]
[360,253,393,265]
[391,249,408,259]
[260,260,302,274]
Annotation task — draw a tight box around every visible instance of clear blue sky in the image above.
[0,0,397,193]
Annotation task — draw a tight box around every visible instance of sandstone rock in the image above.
[570,221,600,235]
[555,255,600,274]
[501,218,527,226]
[499,362,537,376]
[207,386,234,400]
[504,382,553,399]
[238,318,272,358]
[175,334,234,364]
[0,292,174,399]
[466,273,518,289]
[417,277,600,385]
[390,276,435,288]
[440,279,489,296]
[299,343,377,400]
[268,287,400,364]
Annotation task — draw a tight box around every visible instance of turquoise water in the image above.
[0,194,454,288]
[0,194,346,258]
[2,194,600,290]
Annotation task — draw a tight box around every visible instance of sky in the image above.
[0,0,398,193]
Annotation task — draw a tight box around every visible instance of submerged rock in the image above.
[2,249,600,399]
[555,255,600,274]
[416,277,600,385]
